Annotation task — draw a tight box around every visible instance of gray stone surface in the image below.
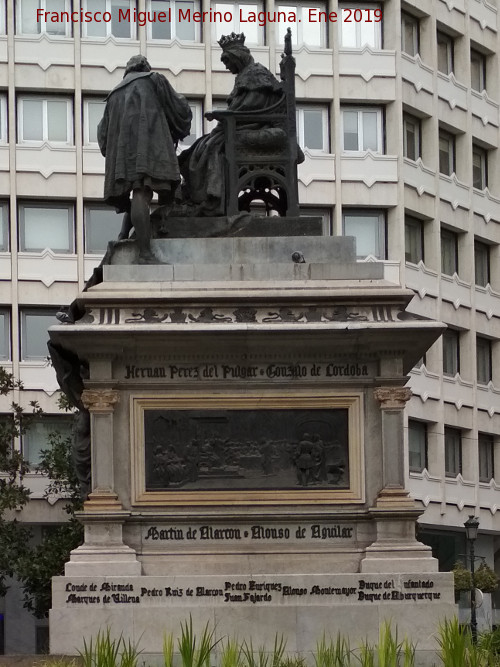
[51,572,454,657]
[110,236,356,265]
[103,261,384,283]
[152,215,324,237]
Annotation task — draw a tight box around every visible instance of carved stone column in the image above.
[372,386,415,509]
[66,388,140,576]
[361,386,436,573]
[81,388,122,511]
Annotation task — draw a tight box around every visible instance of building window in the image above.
[20,309,59,361]
[438,130,455,176]
[16,0,72,36]
[441,228,459,276]
[0,309,10,361]
[341,107,383,153]
[18,97,73,145]
[82,0,137,39]
[477,336,492,385]
[401,12,419,56]
[339,4,382,48]
[403,113,421,161]
[297,105,329,152]
[443,328,460,377]
[147,0,200,40]
[474,240,490,287]
[437,31,453,75]
[275,3,326,47]
[83,98,106,146]
[472,145,487,190]
[177,101,203,152]
[18,203,74,253]
[445,427,462,477]
[343,209,386,259]
[84,205,124,254]
[471,49,486,92]
[479,433,494,482]
[0,203,8,252]
[408,419,427,473]
[0,95,7,144]
[212,2,262,44]
[22,416,73,466]
[405,215,424,264]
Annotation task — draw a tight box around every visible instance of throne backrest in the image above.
[210,28,300,217]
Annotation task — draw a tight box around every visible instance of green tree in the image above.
[0,366,83,618]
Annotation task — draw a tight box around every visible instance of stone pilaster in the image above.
[361,386,436,573]
[372,386,415,509]
[81,388,122,511]
[66,388,140,576]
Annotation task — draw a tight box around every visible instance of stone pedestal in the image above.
[49,235,454,662]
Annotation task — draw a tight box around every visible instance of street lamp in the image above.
[464,515,480,643]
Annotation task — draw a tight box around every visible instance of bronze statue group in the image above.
[97,33,281,262]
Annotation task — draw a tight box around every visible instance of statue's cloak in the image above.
[98,71,192,210]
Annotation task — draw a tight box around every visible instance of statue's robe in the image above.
[98,71,192,211]
[179,62,283,216]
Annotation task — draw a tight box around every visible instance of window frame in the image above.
[471,49,486,92]
[478,433,494,483]
[444,426,462,477]
[16,0,72,36]
[342,208,386,260]
[442,328,460,377]
[403,113,421,161]
[17,96,73,146]
[275,2,327,48]
[81,0,137,39]
[22,415,74,467]
[177,100,204,152]
[401,11,419,56]
[0,202,8,252]
[297,104,329,153]
[20,308,59,362]
[441,227,459,276]
[339,3,382,49]
[83,98,106,146]
[437,30,454,75]
[408,419,428,473]
[405,214,424,264]
[211,1,263,45]
[341,106,384,154]
[147,0,201,41]
[0,308,10,361]
[474,240,490,288]
[472,144,488,190]
[438,129,455,176]
[18,202,74,254]
[476,336,492,385]
[84,203,124,254]
[0,94,7,145]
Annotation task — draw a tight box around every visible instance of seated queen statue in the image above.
[177,32,284,217]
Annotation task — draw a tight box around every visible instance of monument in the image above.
[49,33,454,662]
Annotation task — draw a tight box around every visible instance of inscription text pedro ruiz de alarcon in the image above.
[124,362,370,380]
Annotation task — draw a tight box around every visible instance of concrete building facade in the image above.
[0,0,499,652]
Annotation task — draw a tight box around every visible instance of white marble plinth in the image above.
[51,572,455,659]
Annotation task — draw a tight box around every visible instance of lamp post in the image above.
[464,515,480,644]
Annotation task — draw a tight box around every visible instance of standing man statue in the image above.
[98,54,192,262]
